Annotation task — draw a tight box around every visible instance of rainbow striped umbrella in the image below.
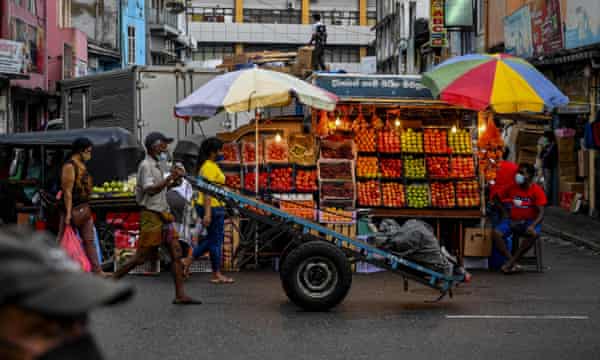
[175,68,338,117]
[422,54,568,113]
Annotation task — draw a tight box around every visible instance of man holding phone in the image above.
[493,163,547,274]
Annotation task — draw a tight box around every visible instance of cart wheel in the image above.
[280,241,352,311]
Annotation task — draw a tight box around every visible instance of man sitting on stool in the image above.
[494,163,547,274]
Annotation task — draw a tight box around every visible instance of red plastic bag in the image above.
[60,225,92,272]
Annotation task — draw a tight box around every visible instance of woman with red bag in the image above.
[58,137,104,275]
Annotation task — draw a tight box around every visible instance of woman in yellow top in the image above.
[190,137,234,284]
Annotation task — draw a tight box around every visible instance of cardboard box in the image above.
[464,228,493,257]
[517,149,537,165]
[560,181,584,194]
[296,46,313,71]
[578,150,590,177]
[559,162,577,180]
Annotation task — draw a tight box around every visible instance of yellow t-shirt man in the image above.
[197,160,225,207]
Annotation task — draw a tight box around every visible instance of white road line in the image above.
[446,315,589,320]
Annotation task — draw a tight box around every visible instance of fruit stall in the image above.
[213,74,492,267]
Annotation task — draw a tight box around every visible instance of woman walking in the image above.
[59,137,104,275]
[189,137,234,284]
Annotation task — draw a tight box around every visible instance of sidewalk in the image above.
[543,206,600,251]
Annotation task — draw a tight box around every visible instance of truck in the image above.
[58,66,227,142]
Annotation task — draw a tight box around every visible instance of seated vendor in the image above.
[493,163,547,274]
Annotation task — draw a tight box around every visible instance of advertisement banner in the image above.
[565,0,600,49]
[314,75,433,99]
[0,40,28,76]
[531,0,563,55]
[504,5,534,58]
[430,0,448,47]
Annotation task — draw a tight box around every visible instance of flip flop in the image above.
[210,278,235,284]
[172,298,203,305]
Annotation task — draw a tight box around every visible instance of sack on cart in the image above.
[369,219,455,276]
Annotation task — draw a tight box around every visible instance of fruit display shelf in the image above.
[401,128,424,154]
[424,128,449,154]
[222,142,241,165]
[406,183,430,209]
[318,160,354,181]
[404,155,427,180]
[356,156,378,178]
[357,180,382,207]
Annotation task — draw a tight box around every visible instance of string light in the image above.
[394,118,401,128]
[275,133,282,143]
[451,125,457,133]
[335,115,342,127]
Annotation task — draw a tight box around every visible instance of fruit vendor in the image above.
[493,163,547,274]
[488,147,518,226]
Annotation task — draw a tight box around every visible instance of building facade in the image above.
[147,0,195,65]
[122,0,146,67]
[186,0,376,72]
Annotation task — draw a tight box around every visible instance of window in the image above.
[189,7,234,23]
[27,0,36,15]
[59,0,72,28]
[311,11,360,26]
[243,9,301,24]
[127,26,136,64]
[192,44,234,62]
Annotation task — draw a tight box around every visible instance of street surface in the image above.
[92,237,600,360]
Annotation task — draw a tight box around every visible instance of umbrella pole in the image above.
[255,108,260,268]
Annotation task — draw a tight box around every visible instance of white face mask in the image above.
[515,173,526,185]
[158,152,168,162]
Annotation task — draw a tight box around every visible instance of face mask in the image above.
[38,334,104,360]
[515,173,526,185]
[158,152,168,162]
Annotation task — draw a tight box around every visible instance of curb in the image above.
[542,224,600,252]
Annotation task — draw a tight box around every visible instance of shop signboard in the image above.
[504,5,534,58]
[0,40,28,76]
[531,0,563,55]
[565,0,600,49]
[430,0,447,47]
[314,74,433,100]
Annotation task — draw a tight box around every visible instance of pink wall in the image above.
[46,0,88,93]
[3,0,47,91]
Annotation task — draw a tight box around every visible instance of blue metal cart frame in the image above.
[190,176,469,308]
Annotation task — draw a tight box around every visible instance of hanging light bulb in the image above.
[335,115,342,127]
[479,124,487,133]
[275,133,282,143]
[394,118,401,128]
[451,125,457,133]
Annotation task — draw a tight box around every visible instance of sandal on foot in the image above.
[172,298,203,305]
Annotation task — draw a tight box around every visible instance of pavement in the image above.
[91,237,600,360]
[543,206,600,252]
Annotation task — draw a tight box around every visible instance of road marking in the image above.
[446,315,589,320]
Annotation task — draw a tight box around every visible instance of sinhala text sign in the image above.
[314,74,433,100]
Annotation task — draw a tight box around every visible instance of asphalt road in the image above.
[91,237,600,360]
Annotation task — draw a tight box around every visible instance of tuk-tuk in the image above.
[0,127,144,225]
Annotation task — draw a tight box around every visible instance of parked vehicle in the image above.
[58,66,226,143]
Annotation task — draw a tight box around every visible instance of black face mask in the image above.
[38,334,104,360]
[0,333,104,360]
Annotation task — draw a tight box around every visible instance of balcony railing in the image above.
[188,7,234,23]
[148,8,178,29]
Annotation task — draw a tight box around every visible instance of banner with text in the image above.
[565,0,600,49]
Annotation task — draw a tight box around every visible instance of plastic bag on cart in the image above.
[370,219,454,276]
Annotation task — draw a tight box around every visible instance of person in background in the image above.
[493,163,547,274]
[112,132,201,305]
[539,130,558,204]
[191,137,234,284]
[0,227,133,360]
[59,138,104,275]
[23,149,42,203]
[166,161,195,278]
[308,13,327,71]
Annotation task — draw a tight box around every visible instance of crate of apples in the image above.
[296,169,317,192]
[377,129,401,153]
[407,184,430,208]
[355,129,376,152]
[382,182,406,208]
[319,207,355,224]
[448,128,472,155]
[430,182,456,208]
[380,158,402,178]
[451,156,476,178]
[243,171,268,193]
[269,167,293,192]
[424,129,449,154]
[356,156,378,178]
[242,141,263,164]
[456,180,481,208]
[280,199,316,220]
[427,156,450,178]
[225,173,241,189]
[401,128,424,153]
[357,180,381,207]
[405,156,426,179]
[222,142,240,163]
